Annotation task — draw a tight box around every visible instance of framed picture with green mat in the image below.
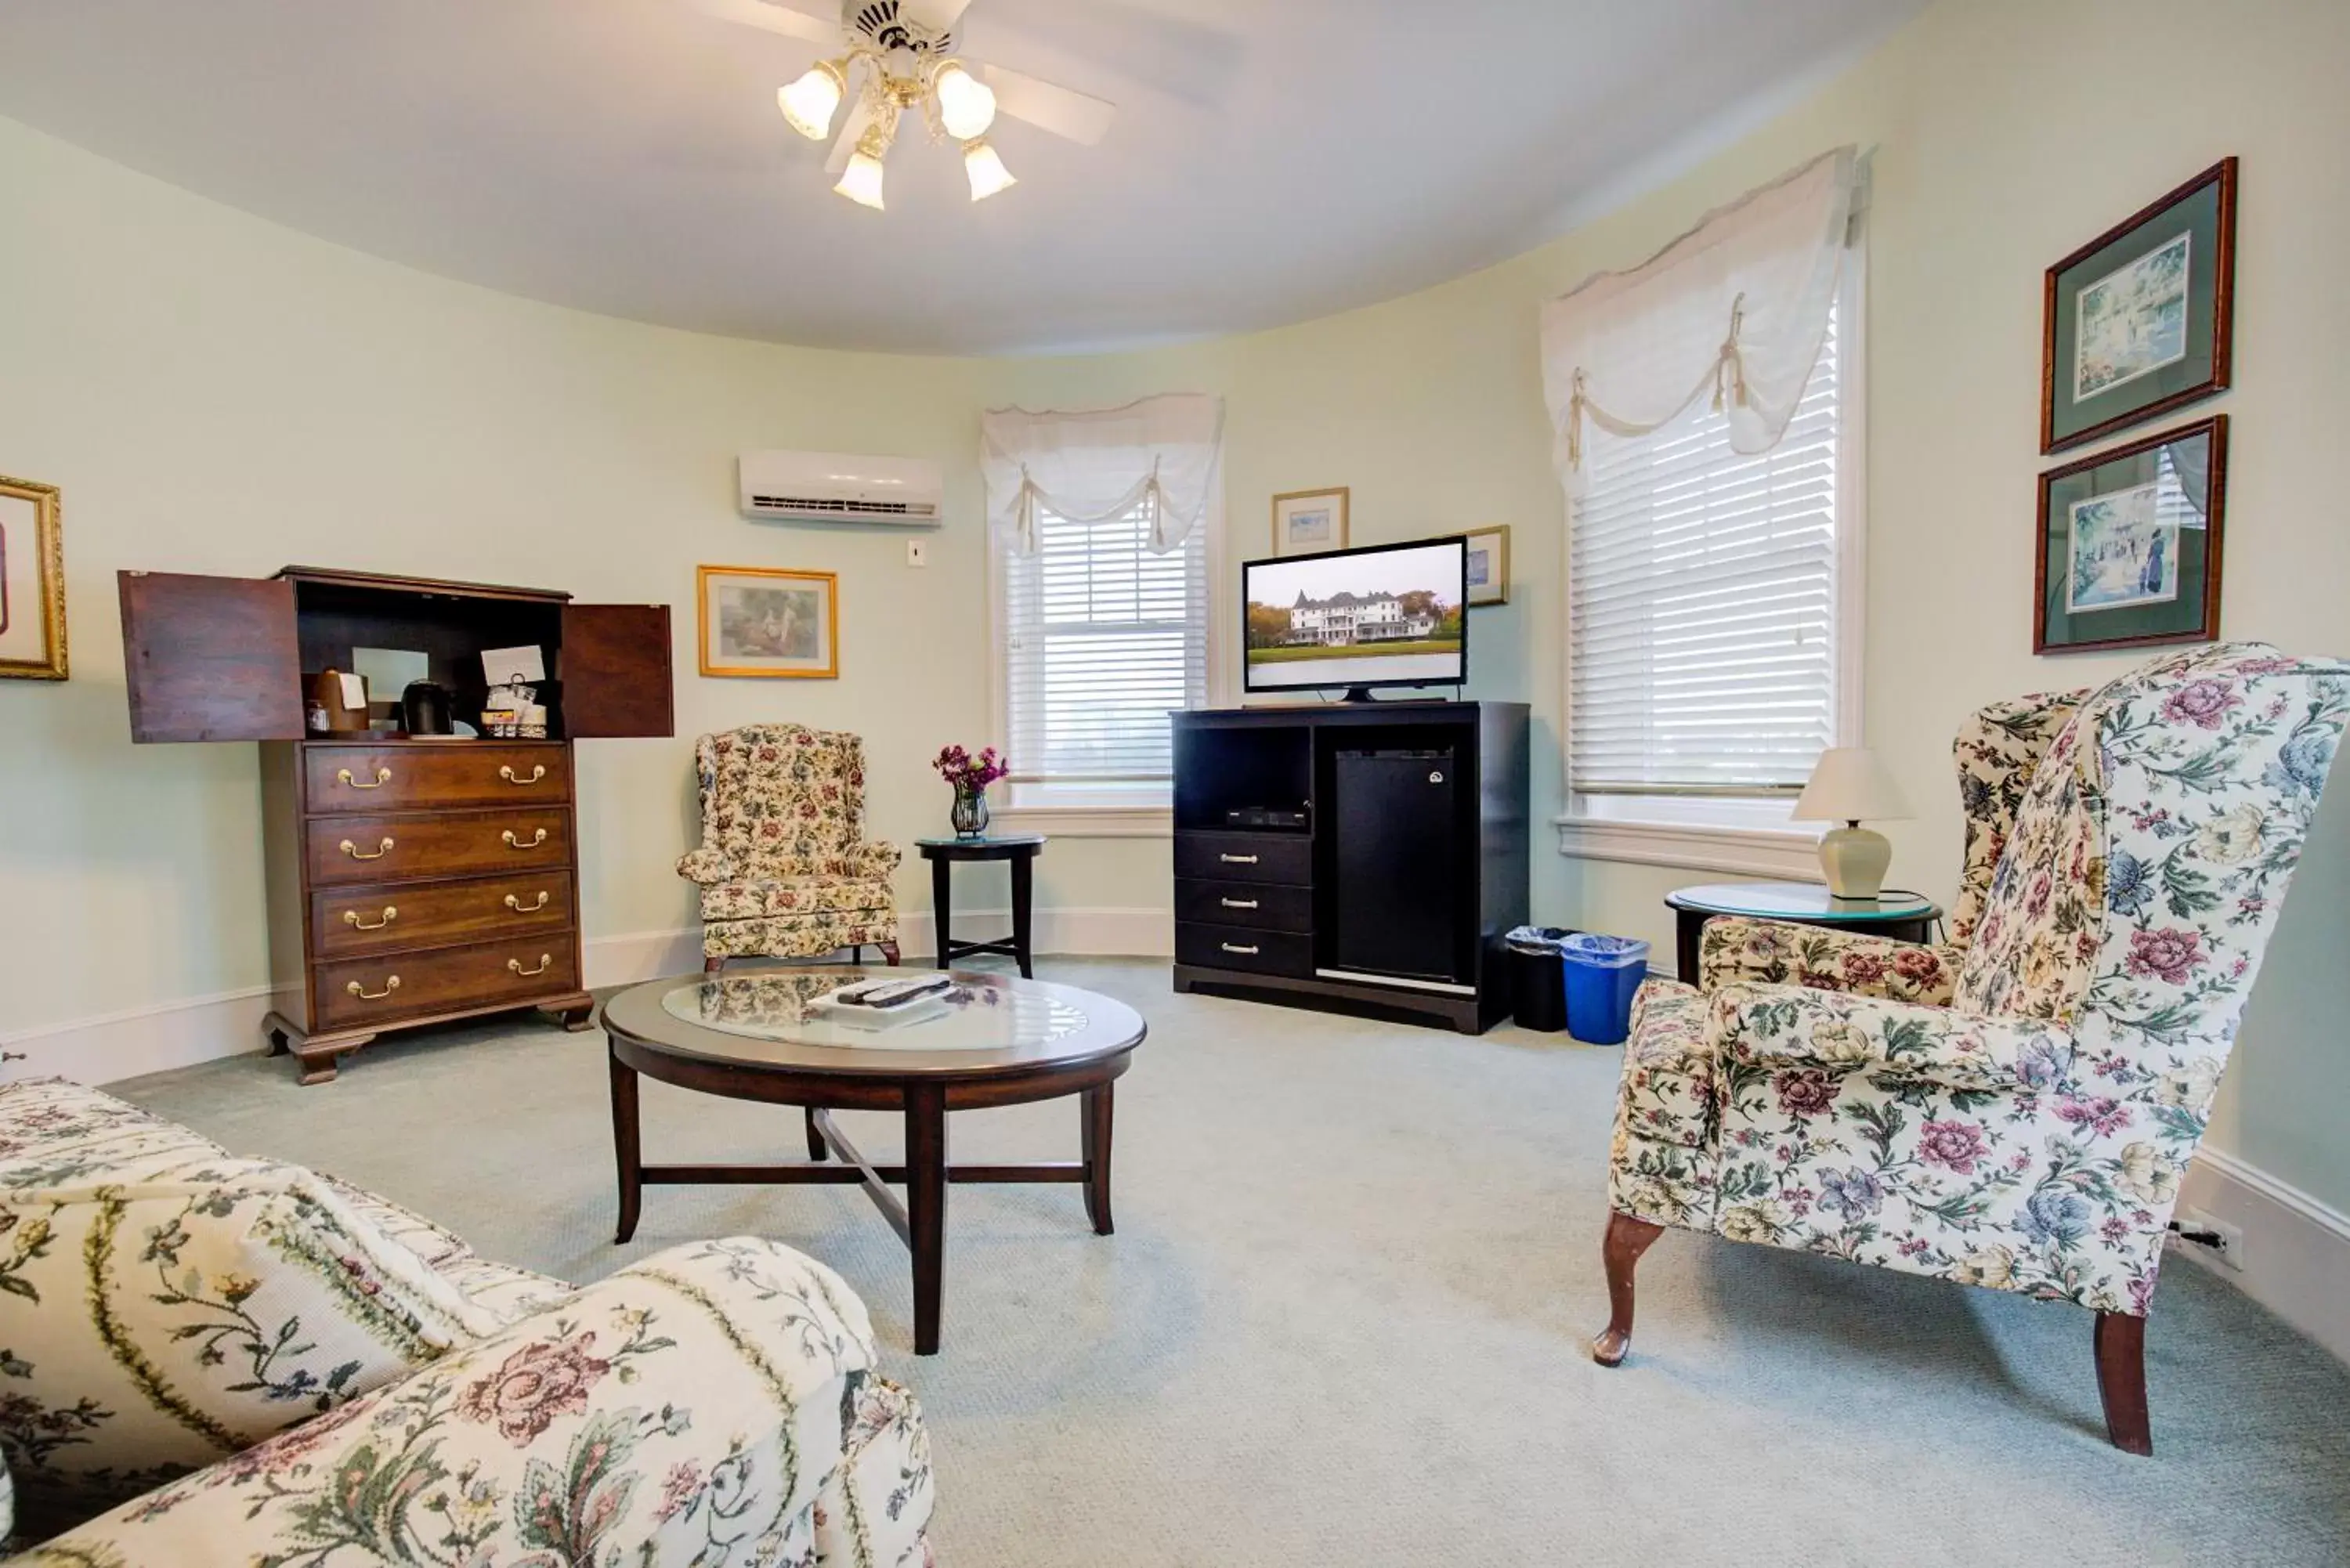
[2041,158,2236,454]
[2034,414,2225,655]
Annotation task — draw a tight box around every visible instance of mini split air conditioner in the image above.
[737,450,943,526]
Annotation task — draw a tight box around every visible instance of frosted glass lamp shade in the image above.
[835,150,888,210]
[778,62,845,140]
[934,63,997,140]
[963,139,1017,201]
[1791,748,1912,826]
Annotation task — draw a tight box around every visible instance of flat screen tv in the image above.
[1243,537,1467,700]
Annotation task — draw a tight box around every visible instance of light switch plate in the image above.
[906,540,928,568]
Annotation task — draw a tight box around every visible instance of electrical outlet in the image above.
[906,540,927,569]
[2172,1206,2245,1271]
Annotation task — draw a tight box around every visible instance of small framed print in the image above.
[0,475,67,681]
[2034,415,2226,656]
[2041,158,2236,454]
[1271,487,1349,557]
[1462,525,1510,607]
[698,565,838,678]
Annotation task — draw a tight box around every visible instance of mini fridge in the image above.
[1329,746,1461,983]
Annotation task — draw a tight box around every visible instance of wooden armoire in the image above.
[117,566,674,1085]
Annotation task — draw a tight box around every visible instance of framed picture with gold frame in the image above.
[697,565,838,678]
[0,475,67,681]
[1271,487,1349,557]
[1462,525,1511,607]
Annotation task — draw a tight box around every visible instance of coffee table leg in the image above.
[804,1106,827,1162]
[609,1052,642,1245]
[1081,1081,1115,1236]
[906,1082,949,1354]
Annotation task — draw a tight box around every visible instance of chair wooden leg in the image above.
[703,956,725,974]
[878,941,902,966]
[2095,1310,2153,1455]
[1592,1212,1665,1367]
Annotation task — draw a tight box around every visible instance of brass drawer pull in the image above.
[341,837,396,861]
[1218,853,1259,865]
[508,954,554,977]
[502,829,550,851]
[1220,941,1260,956]
[499,764,548,786]
[1220,897,1260,910]
[337,767,393,790]
[345,976,401,1001]
[342,906,398,931]
[504,891,552,913]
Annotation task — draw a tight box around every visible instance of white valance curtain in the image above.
[1542,146,1859,492]
[981,394,1226,555]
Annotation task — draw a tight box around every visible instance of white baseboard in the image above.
[582,905,1173,988]
[0,985,275,1086]
[2173,1144,2350,1364]
[1,907,1174,1089]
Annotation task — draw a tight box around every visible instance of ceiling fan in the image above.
[688,0,1121,210]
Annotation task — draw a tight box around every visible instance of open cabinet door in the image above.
[118,571,304,742]
[562,603,674,738]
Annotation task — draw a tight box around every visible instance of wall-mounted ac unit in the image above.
[737,450,943,526]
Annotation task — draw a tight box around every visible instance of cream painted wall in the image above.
[2,0,2348,1214]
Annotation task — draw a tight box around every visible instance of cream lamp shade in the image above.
[1791,747,1912,826]
[1791,748,1911,900]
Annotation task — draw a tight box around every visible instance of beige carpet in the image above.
[119,958,2350,1566]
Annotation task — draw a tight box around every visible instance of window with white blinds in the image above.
[1568,300,1847,797]
[1000,498,1209,807]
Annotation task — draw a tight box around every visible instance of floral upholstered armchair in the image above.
[678,725,903,970]
[0,1078,934,1563]
[1595,644,2348,1454]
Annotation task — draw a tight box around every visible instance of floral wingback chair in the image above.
[677,725,902,968]
[1697,688,2089,1005]
[1595,643,2348,1454]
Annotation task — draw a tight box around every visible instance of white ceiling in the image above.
[0,1,1921,356]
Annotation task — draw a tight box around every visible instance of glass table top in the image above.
[657,970,1090,1053]
[1665,881,1939,920]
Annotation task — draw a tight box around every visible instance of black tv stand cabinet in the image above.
[1170,701,1529,1032]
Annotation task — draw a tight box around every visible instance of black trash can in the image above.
[1506,927,1574,1032]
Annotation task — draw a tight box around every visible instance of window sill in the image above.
[1553,814,1825,879]
[989,805,1173,840]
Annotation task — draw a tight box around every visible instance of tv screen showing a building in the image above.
[1243,540,1466,692]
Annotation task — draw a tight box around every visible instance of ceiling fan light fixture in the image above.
[778,59,847,140]
[933,62,997,141]
[835,116,895,210]
[835,150,888,209]
[963,137,1017,201]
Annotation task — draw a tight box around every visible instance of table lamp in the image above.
[1792,747,1912,899]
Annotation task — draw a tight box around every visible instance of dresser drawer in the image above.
[306,807,574,887]
[313,938,580,1033]
[304,743,572,815]
[312,870,575,959]
[1176,878,1312,934]
[1173,832,1311,887]
[1177,921,1312,977]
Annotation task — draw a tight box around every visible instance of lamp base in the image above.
[1817,824,1892,901]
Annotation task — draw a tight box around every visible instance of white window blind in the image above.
[1001,499,1208,800]
[1569,302,1843,795]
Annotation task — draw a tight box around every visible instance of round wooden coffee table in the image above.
[598,966,1144,1354]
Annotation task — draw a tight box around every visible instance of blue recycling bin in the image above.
[1560,933,1651,1046]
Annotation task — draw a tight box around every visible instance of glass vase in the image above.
[951,786,989,840]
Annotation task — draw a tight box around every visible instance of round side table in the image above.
[1663,881,1942,981]
[916,835,1047,977]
